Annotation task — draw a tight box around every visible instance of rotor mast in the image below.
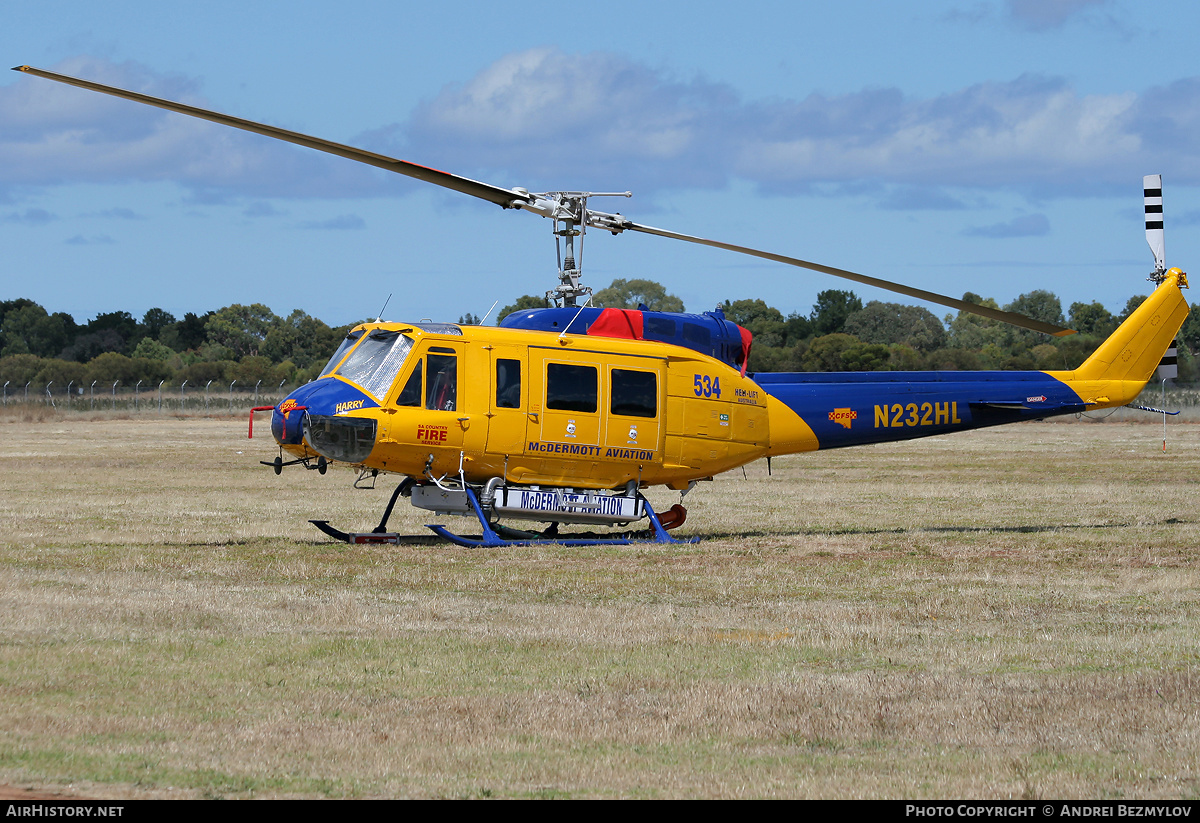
[532,191,631,307]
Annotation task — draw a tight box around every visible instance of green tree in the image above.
[719,299,786,347]
[1030,343,1066,370]
[34,358,88,390]
[841,342,892,371]
[1001,289,1066,353]
[782,312,812,346]
[887,343,925,370]
[0,354,43,386]
[177,360,233,386]
[205,304,278,358]
[132,336,176,361]
[0,298,38,322]
[927,348,982,371]
[810,290,863,336]
[801,333,861,371]
[1,304,72,357]
[84,352,171,387]
[86,310,138,351]
[1067,301,1116,336]
[1005,290,1065,327]
[160,311,213,352]
[947,293,1007,352]
[1178,303,1200,357]
[231,355,289,387]
[262,310,342,370]
[592,279,685,312]
[61,329,125,362]
[843,301,947,352]
[140,308,177,341]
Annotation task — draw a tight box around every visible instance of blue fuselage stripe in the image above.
[753,370,1086,449]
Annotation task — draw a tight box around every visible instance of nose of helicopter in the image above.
[270,378,380,464]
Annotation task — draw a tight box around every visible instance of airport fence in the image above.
[0,379,295,415]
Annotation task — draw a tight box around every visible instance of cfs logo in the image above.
[828,408,857,429]
[279,398,299,413]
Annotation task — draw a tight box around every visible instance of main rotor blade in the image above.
[624,221,1075,337]
[15,64,1076,336]
[12,65,531,210]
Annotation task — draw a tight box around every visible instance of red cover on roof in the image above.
[588,308,644,340]
[737,324,753,376]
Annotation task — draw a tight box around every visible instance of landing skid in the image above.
[311,486,695,547]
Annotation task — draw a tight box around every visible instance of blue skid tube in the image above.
[426,488,697,548]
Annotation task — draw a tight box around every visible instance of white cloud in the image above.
[734,77,1141,192]
[3,208,56,224]
[398,50,1180,198]
[963,213,1051,237]
[396,48,736,191]
[1,57,388,198]
[298,214,365,230]
[5,50,1200,207]
[1005,0,1107,31]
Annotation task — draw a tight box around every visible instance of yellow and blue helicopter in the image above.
[14,66,1190,547]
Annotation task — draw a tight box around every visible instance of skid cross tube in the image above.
[310,485,696,547]
[425,487,695,548]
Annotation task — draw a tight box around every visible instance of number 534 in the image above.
[693,374,721,398]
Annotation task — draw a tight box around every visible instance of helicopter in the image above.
[13,65,1191,547]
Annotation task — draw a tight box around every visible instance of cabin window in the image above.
[395,360,422,406]
[610,369,657,418]
[546,363,597,413]
[496,359,521,408]
[682,322,711,349]
[645,316,676,338]
[425,353,457,411]
[334,330,414,401]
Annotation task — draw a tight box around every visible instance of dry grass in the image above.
[1,413,1199,798]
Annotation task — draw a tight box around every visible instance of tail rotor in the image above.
[1145,174,1166,282]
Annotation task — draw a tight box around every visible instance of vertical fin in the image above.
[1070,270,1188,383]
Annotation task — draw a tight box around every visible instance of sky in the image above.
[3,0,1200,328]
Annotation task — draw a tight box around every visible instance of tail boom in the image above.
[759,269,1189,455]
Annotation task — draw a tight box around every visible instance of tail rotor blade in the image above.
[1144,174,1165,274]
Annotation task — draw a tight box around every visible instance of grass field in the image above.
[1,411,1198,799]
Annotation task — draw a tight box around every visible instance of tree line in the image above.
[499,278,1200,380]
[0,300,353,393]
[3,277,1199,394]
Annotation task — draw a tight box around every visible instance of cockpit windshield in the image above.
[320,330,363,377]
[332,329,415,401]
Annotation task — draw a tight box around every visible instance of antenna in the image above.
[478,299,500,326]
[1144,174,1166,282]
[375,293,393,323]
[558,294,594,340]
